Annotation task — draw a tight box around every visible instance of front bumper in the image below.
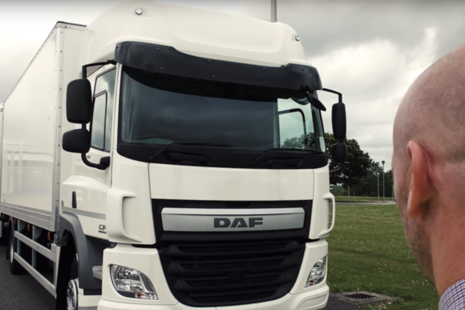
[98,240,329,310]
[98,286,328,310]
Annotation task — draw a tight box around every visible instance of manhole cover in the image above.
[331,291,392,306]
[345,293,376,300]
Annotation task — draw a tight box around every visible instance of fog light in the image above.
[305,256,326,287]
[110,265,158,299]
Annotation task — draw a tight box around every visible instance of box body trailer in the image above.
[0,1,347,309]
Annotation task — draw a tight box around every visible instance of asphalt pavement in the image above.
[0,245,360,310]
[0,244,54,309]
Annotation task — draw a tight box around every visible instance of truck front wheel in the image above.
[56,236,80,310]
[66,254,79,310]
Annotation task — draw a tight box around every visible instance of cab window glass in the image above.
[90,94,107,150]
[91,69,116,151]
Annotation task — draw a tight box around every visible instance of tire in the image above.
[8,225,24,275]
[56,238,79,310]
[66,254,79,310]
[0,221,7,245]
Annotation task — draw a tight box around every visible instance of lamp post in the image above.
[376,171,379,201]
[382,160,385,203]
[271,0,277,22]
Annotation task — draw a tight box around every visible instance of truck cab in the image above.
[2,1,347,309]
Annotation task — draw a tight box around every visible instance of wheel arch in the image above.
[57,212,106,292]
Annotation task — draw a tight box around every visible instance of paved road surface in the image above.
[0,245,359,310]
[0,244,55,309]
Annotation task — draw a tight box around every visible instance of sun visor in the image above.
[115,41,322,93]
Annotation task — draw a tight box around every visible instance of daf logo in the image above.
[98,224,107,234]
[214,217,263,228]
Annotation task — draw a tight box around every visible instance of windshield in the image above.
[120,67,325,154]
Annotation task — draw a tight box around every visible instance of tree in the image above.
[351,161,382,197]
[384,170,394,198]
[282,136,305,149]
[325,133,371,188]
[282,133,315,150]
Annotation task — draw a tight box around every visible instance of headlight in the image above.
[305,256,326,287]
[110,265,158,300]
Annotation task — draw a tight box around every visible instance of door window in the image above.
[90,69,116,152]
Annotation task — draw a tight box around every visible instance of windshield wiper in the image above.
[176,142,237,147]
[251,148,292,166]
[149,142,236,161]
[306,92,326,111]
[250,148,316,166]
[149,142,177,161]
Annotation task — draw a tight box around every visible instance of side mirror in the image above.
[63,129,90,153]
[331,142,347,164]
[67,79,92,124]
[332,103,346,140]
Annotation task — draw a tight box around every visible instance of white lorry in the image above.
[0,1,347,309]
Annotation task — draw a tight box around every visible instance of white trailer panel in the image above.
[0,23,86,231]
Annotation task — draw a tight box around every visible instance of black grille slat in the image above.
[180,258,285,271]
[186,274,281,288]
[159,240,305,307]
[191,290,275,304]
[162,241,301,258]
[179,279,290,292]
[179,242,286,254]
[180,270,287,291]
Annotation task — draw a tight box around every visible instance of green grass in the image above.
[327,204,439,310]
[335,196,394,203]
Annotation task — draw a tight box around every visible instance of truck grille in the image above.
[158,239,305,307]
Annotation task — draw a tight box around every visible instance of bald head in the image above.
[394,44,465,165]
[393,44,465,293]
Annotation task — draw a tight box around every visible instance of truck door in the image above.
[63,65,116,239]
[87,66,116,172]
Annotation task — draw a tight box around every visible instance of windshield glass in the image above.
[120,67,325,152]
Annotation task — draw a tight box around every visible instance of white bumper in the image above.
[98,288,328,310]
[98,240,329,310]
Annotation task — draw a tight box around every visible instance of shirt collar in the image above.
[439,279,465,310]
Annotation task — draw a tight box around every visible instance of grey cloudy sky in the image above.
[1,0,464,170]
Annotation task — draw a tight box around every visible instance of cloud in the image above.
[278,0,465,58]
[0,0,270,102]
[309,27,437,169]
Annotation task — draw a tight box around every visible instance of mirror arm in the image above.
[81,153,109,170]
[330,138,346,174]
[82,60,117,78]
[322,88,343,103]
[78,125,110,170]
[330,162,345,175]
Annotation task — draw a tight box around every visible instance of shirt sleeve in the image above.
[439,279,465,310]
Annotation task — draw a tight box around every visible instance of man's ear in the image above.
[406,141,433,219]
